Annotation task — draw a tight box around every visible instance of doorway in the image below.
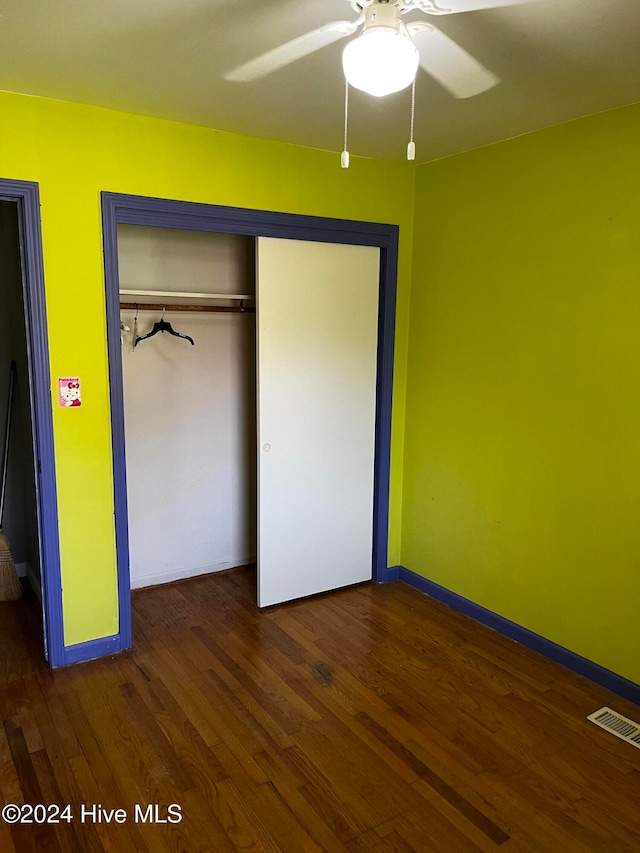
[0,180,63,667]
[0,201,40,598]
[102,192,398,657]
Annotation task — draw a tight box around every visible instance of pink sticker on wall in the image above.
[58,377,82,407]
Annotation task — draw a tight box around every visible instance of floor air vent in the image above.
[587,707,640,749]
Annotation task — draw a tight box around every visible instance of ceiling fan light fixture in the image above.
[342,28,419,97]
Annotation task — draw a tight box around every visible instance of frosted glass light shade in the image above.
[342,29,419,97]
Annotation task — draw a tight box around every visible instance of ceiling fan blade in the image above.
[416,0,535,15]
[408,23,499,98]
[224,21,358,82]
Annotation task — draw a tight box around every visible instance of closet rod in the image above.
[120,289,254,301]
[120,302,255,314]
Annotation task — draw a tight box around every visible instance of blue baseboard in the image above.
[385,565,639,706]
[62,633,128,667]
[383,564,400,581]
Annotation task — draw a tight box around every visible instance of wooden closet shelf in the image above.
[120,302,255,314]
[120,289,253,300]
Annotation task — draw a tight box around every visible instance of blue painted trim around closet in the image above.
[372,242,398,582]
[105,194,397,247]
[0,180,65,668]
[101,192,400,659]
[63,633,124,666]
[101,195,133,654]
[394,566,640,706]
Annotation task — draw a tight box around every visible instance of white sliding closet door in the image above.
[256,237,380,607]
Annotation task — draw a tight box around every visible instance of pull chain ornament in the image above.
[341,79,350,168]
[407,76,416,160]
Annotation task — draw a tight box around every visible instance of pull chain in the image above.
[341,79,350,169]
[407,77,416,161]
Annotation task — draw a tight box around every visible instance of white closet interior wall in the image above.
[118,225,256,589]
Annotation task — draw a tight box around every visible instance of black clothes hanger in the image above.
[134,307,195,348]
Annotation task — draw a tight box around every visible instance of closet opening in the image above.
[117,225,258,593]
[0,200,46,665]
[102,192,399,664]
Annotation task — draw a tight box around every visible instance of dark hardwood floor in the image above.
[1,567,639,852]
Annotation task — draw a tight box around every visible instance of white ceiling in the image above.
[0,0,639,162]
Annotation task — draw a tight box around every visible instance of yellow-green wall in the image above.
[4,85,637,684]
[0,90,414,647]
[404,103,640,684]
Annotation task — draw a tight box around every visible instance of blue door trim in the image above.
[101,192,399,658]
[0,179,65,668]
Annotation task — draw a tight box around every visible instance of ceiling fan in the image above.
[224,0,531,100]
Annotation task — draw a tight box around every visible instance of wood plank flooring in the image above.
[1,567,639,851]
